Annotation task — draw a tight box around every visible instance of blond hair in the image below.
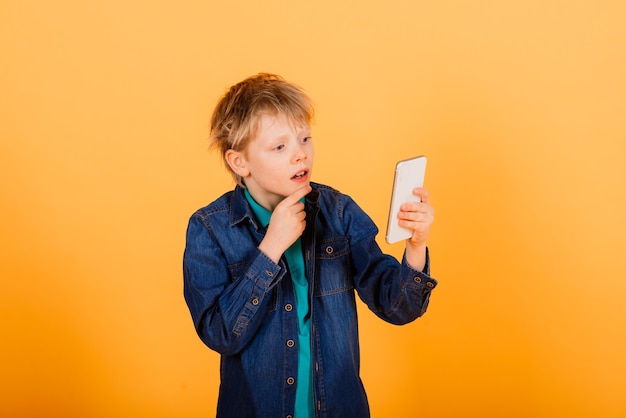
[209,73,315,186]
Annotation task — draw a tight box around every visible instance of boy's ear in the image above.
[225,149,250,178]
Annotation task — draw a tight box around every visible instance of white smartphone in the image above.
[385,156,427,244]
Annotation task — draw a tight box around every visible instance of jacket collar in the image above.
[229,185,255,227]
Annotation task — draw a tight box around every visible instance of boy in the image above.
[183,73,437,418]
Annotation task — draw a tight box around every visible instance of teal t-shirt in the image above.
[244,189,313,418]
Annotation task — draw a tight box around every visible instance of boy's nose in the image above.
[293,147,307,163]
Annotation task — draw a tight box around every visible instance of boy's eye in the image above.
[301,136,311,143]
[274,144,285,151]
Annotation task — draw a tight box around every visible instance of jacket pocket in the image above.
[314,238,354,296]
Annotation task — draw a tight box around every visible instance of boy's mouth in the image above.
[291,170,309,180]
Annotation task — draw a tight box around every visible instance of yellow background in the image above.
[1,1,625,417]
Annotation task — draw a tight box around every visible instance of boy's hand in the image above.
[398,187,434,271]
[259,185,312,263]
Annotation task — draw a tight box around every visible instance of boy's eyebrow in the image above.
[270,133,291,142]
[270,126,311,141]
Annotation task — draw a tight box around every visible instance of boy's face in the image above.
[227,113,314,211]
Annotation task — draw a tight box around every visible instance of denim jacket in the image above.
[183,182,437,418]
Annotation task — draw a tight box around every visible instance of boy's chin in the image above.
[289,181,311,192]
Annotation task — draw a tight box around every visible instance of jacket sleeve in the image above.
[342,195,438,325]
[183,213,284,355]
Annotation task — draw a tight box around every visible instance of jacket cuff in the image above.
[402,247,437,289]
[248,249,284,290]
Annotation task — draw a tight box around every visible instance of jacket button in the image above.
[426,282,434,288]
[325,246,333,254]
[285,304,293,312]
[252,298,259,305]
[287,377,295,385]
[287,416,293,418]
[414,277,422,283]
[286,339,295,348]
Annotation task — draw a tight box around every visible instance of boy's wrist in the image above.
[258,238,284,264]
[405,242,427,272]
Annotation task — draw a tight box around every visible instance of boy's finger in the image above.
[414,187,429,204]
[286,185,312,204]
